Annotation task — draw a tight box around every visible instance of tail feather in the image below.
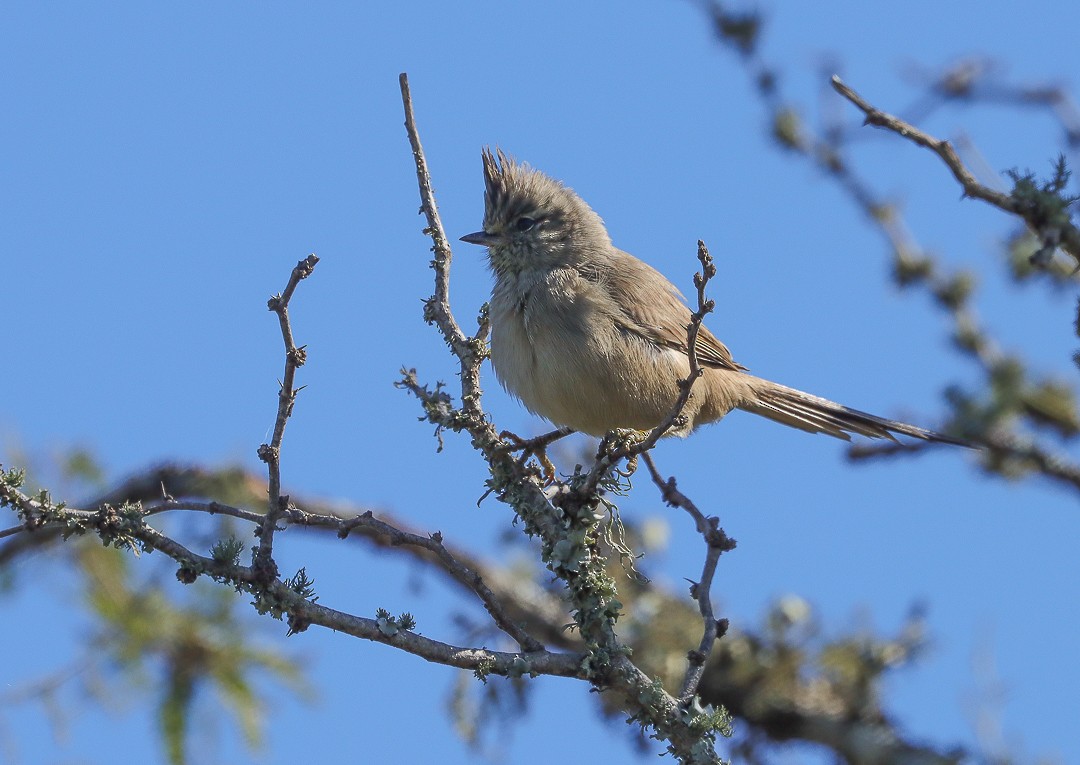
[740,379,967,446]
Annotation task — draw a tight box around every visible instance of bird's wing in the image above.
[602,249,747,372]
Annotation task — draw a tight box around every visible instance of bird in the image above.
[459,148,965,447]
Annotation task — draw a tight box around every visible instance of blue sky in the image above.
[3,2,1080,763]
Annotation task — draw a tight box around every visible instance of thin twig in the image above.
[645,240,716,447]
[254,253,319,580]
[642,452,735,704]
[849,431,1080,492]
[3,497,266,531]
[143,500,265,525]
[400,74,469,353]
[399,73,502,454]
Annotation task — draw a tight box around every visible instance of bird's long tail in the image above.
[738,378,967,446]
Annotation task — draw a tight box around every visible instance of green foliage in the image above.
[933,271,976,311]
[285,567,318,601]
[687,702,734,740]
[1,465,27,490]
[211,537,245,565]
[626,678,732,765]
[892,251,936,286]
[1006,155,1079,266]
[471,656,496,682]
[94,501,150,554]
[942,352,1080,448]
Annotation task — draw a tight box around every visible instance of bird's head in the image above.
[460,148,612,277]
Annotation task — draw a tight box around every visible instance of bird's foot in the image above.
[499,427,573,484]
[601,428,650,477]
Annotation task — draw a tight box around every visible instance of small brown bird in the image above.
[461,149,963,446]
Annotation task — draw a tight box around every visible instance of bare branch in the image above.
[254,253,319,580]
[642,453,735,705]
[400,74,473,358]
[698,15,1080,488]
[143,499,265,525]
[849,431,1080,493]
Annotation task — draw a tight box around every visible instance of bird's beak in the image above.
[460,230,500,247]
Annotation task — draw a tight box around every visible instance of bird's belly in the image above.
[490,303,688,435]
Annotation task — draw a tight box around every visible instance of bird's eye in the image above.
[515,217,536,232]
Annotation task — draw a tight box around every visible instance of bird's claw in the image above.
[499,430,560,484]
[601,428,649,477]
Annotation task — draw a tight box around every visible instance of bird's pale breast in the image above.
[489,267,691,435]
